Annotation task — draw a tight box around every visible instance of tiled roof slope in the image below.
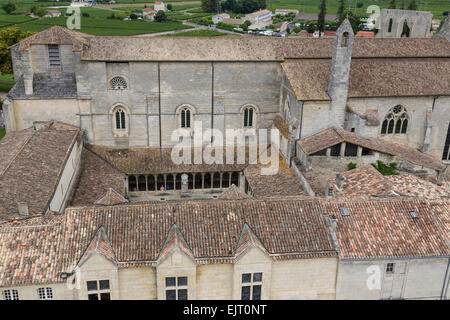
[0,124,81,220]
[8,73,78,99]
[70,148,126,207]
[12,26,92,52]
[94,188,128,206]
[218,184,249,200]
[0,215,65,287]
[282,58,450,100]
[81,36,450,61]
[157,224,195,263]
[323,199,450,259]
[62,199,336,270]
[297,127,445,171]
[88,146,247,174]
[77,227,117,268]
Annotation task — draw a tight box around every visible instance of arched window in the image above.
[115,108,126,130]
[401,20,410,37]
[243,106,255,128]
[180,107,191,129]
[341,32,349,48]
[381,105,409,135]
[388,18,393,33]
[110,76,127,90]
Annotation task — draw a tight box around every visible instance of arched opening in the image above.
[128,176,137,192]
[195,173,203,189]
[110,76,127,90]
[381,105,409,135]
[387,119,395,134]
[115,108,126,130]
[138,175,147,191]
[166,174,174,191]
[231,172,239,186]
[388,18,393,32]
[148,175,156,191]
[401,20,410,37]
[401,119,408,134]
[181,107,191,129]
[157,174,165,191]
[213,172,221,188]
[243,106,255,128]
[175,174,182,190]
[222,172,230,188]
[341,32,349,47]
[187,173,194,189]
[381,119,388,134]
[204,173,212,189]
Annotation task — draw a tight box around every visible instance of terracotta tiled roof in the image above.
[157,224,195,263]
[244,156,307,198]
[88,146,247,174]
[323,199,450,259]
[0,123,81,221]
[12,26,92,52]
[273,115,289,139]
[385,174,450,200]
[70,148,126,207]
[94,188,128,206]
[218,184,249,200]
[297,127,445,171]
[235,224,269,258]
[76,227,117,268]
[282,58,450,100]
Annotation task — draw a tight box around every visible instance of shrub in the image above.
[371,160,399,176]
[82,12,90,18]
[167,4,173,11]
[2,2,16,14]
[154,10,168,22]
[348,162,357,170]
[293,26,301,33]
[130,13,138,20]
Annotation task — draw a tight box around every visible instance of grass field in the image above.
[0,73,14,92]
[0,128,5,141]
[266,0,449,17]
[163,29,230,36]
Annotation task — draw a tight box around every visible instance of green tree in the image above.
[2,2,16,14]
[201,0,217,13]
[31,6,48,17]
[0,28,34,74]
[408,0,417,10]
[293,26,301,33]
[167,4,172,11]
[317,0,326,33]
[389,0,396,9]
[337,0,345,22]
[306,21,315,33]
[154,10,168,22]
[340,10,362,33]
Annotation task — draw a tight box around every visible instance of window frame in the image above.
[110,76,128,90]
[380,105,409,135]
[180,107,192,129]
[386,263,395,274]
[243,106,256,128]
[48,44,61,71]
[86,279,111,300]
[241,272,262,300]
[37,287,53,300]
[165,276,188,300]
[3,289,19,300]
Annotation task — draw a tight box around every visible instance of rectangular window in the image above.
[386,263,395,274]
[38,287,53,300]
[48,44,61,70]
[241,272,262,300]
[442,123,450,161]
[165,276,188,300]
[86,280,111,300]
[3,289,19,300]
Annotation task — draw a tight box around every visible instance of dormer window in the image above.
[48,44,61,71]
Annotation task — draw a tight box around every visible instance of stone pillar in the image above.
[201,173,205,189]
[357,146,362,159]
[340,142,346,158]
[219,173,223,188]
[239,172,246,192]
[181,173,188,195]
[145,175,148,191]
[163,174,167,189]
[326,148,331,158]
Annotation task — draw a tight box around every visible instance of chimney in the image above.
[17,202,29,217]
[335,173,344,190]
[327,19,354,128]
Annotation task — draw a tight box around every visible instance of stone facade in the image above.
[376,9,433,38]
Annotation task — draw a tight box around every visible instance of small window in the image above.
[243,106,255,128]
[181,108,191,129]
[110,76,127,90]
[87,280,111,300]
[386,263,395,274]
[442,123,450,161]
[165,276,188,300]
[341,32,349,47]
[48,44,61,70]
[241,272,262,300]
[115,108,126,130]
[3,289,19,300]
[38,287,53,300]
[388,18,393,33]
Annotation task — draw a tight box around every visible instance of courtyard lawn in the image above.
[0,128,5,141]
[0,73,14,92]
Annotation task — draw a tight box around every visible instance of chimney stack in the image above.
[17,202,29,217]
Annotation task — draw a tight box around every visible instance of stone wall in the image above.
[376,9,432,38]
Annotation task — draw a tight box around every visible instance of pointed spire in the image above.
[157,224,195,263]
[76,227,117,268]
[234,224,269,260]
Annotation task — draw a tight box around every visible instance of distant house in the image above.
[221,18,245,26]
[244,9,272,24]
[154,1,167,12]
[275,9,299,16]
[142,8,156,21]
[432,19,442,31]
[355,31,375,38]
[248,20,272,31]
[46,10,62,18]
[295,13,338,22]
[212,13,230,25]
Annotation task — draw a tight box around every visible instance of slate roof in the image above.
[88,146,248,175]
[297,127,445,171]
[0,123,81,221]
[281,58,450,100]
[8,73,78,99]
[70,148,126,207]
[323,199,450,259]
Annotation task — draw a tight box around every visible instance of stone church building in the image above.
[0,20,449,300]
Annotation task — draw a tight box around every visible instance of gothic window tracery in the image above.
[381,105,409,135]
[110,76,128,90]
